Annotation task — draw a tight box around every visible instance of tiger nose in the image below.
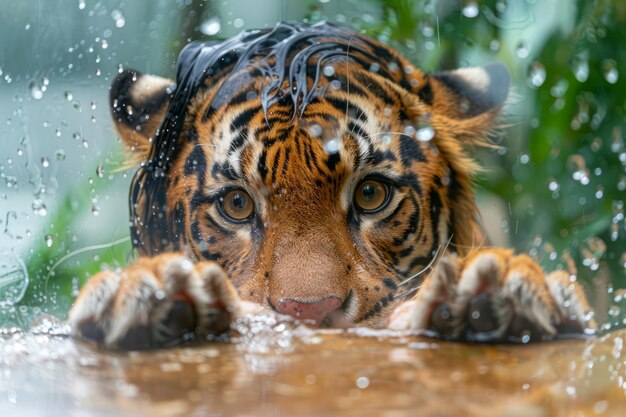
[275,296,342,326]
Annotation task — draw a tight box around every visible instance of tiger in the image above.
[68,21,596,350]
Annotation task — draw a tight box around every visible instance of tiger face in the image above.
[110,22,509,327]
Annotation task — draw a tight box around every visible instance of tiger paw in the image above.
[68,253,244,350]
[387,248,598,343]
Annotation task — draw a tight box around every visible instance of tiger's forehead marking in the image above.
[196,86,408,185]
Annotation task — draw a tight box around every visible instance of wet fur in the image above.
[70,22,596,348]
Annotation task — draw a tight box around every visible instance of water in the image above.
[0,252,28,306]
[1,320,626,417]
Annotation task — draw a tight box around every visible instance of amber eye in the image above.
[354,180,390,213]
[219,190,255,222]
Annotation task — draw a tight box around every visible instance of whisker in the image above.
[393,283,423,300]
[396,234,454,287]
[396,246,441,287]
[44,236,131,291]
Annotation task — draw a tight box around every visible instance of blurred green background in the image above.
[0,0,624,328]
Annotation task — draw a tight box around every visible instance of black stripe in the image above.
[399,134,427,166]
[211,163,241,180]
[200,251,223,261]
[170,201,186,250]
[203,212,234,237]
[391,193,420,246]
[417,79,433,105]
[230,107,258,133]
[190,191,216,212]
[258,149,269,181]
[184,146,207,189]
[270,148,282,183]
[228,130,247,154]
[325,151,341,171]
[282,147,291,176]
[353,72,397,106]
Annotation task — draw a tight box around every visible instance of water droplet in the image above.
[602,59,619,84]
[95,68,101,77]
[412,114,434,142]
[595,185,604,199]
[55,149,66,160]
[515,41,530,59]
[527,61,546,88]
[41,156,49,168]
[548,179,560,192]
[32,199,48,216]
[101,39,108,49]
[309,124,322,137]
[29,81,44,100]
[416,126,435,142]
[90,101,96,110]
[200,17,221,36]
[572,58,589,82]
[64,91,73,101]
[322,65,335,77]
[233,18,245,28]
[520,332,531,344]
[324,138,340,154]
[4,176,17,188]
[462,1,479,18]
[355,376,370,389]
[91,205,101,216]
[72,132,81,141]
[82,139,89,149]
[78,0,85,9]
[96,165,104,178]
[44,234,53,247]
[111,9,125,28]
[550,80,569,99]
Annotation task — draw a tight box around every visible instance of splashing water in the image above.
[0,252,28,306]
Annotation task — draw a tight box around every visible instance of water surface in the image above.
[1,317,625,417]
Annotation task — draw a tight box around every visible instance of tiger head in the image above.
[109,22,509,327]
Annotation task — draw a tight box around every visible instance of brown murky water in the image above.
[1,317,625,417]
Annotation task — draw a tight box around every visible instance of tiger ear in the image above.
[427,62,510,119]
[109,69,175,159]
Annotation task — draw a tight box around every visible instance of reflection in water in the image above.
[1,316,625,417]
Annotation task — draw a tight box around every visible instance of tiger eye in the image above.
[220,190,255,222]
[354,180,389,212]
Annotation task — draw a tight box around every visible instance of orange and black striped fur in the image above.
[69,22,595,350]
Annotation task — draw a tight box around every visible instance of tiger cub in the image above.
[69,22,595,349]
